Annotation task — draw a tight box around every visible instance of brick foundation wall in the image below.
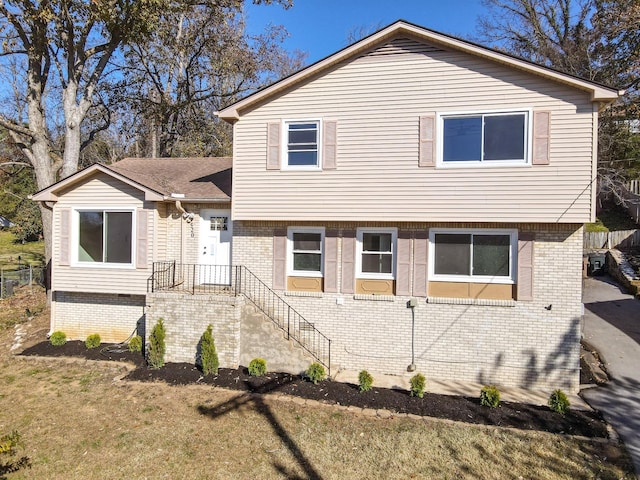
[145,292,243,366]
[53,291,145,343]
[232,221,583,393]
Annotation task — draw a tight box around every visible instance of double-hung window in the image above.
[288,227,324,277]
[430,229,517,283]
[77,210,133,265]
[285,121,320,168]
[357,228,397,279]
[440,111,529,166]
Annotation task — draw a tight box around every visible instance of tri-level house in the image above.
[33,21,621,392]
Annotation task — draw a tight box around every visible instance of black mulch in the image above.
[21,341,608,438]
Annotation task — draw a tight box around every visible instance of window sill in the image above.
[427,297,516,307]
[284,291,323,298]
[354,294,395,302]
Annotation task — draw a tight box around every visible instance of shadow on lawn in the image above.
[197,376,323,480]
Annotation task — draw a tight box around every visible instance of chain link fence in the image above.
[0,266,44,299]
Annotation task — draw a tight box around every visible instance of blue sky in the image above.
[245,0,487,63]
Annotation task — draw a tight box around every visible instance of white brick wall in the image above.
[53,291,145,343]
[233,221,583,393]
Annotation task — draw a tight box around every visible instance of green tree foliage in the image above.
[148,318,166,368]
[199,324,219,375]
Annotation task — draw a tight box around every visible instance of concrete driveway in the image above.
[581,276,640,477]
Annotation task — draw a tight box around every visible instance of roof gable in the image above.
[217,20,622,121]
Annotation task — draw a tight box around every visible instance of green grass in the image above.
[0,230,45,270]
[585,205,638,232]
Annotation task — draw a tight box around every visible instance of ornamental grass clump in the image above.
[410,373,426,398]
[248,358,267,377]
[147,318,166,369]
[548,389,570,414]
[49,331,66,346]
[199,324,219,376]
[480,385,501,408]
[305,362,326,384]
[358,370,374,392]
[85,333,101,349]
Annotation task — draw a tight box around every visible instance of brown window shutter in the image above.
[324,229,338,292]
[323,120,337,170]
[267,122,281,170]
[396,231,411,296]
[419,114,436,167]
[136,209,150,269]
[533,111,550,165]
[59,208,71,266]
[273,229,287,290]
[341,230,356,294]
[412,231,428,297]
[517,232,535,301]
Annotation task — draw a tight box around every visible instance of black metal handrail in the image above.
[148,262,331,375]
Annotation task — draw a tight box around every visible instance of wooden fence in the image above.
[584,229,640,249]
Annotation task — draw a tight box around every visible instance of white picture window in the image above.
[287,227,324,277]
[439,111,530,166]
[429,229,517,283]
[284,121,320,169]
[77,209,133,264]
[356,228,397,280]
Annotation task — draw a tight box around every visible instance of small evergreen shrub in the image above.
[305,362,326,384]
[410,373,426,398]
[128,335,142,353]
[49,331,66,346]
[85,333,101,349]
[548,389,570,414]
[480,385,501,408]
[248,358,267,377]
[200,324,219,376]
[147,318,166,369]
[358,370,374,392]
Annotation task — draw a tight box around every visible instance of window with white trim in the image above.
[287,227,324,276]
[356,228,397,279]
[284,121,320,168]
[429,229,517,283]
[77,210,133,264]
[440,111,529,165]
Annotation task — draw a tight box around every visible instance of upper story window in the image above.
[285,121,320,169]
[440,111,529,166]
[357,228,397,280]
[429,228,517,283]
[287,227,324,277]
[77,210,133,265]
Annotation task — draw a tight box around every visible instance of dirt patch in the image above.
[21,340,609,439]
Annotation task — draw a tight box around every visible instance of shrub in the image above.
[147,318,166,369]
[85,333,101,349]
[49,331,66,346]
[358,370,374,392]
[0,430,30,474]
[410,373,426,398]
[305,362,326,384]
[128,335,142,353]
[248,358,267,377]
[199,324,219,376]
[548,389,570,414]
[480,385,501,408]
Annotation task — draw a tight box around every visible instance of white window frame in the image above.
[356,227,397,280]
[282,119,322,171]
[72,207,136,268]
[428,228,518,284]
[287,227,325,277]
[437,108,532,168]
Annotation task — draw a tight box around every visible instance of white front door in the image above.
[199,209,232,284]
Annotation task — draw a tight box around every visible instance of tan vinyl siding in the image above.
[52,173,153,295]
[232,40,596,223]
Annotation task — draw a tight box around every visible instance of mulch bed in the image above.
[20,341,609,438]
